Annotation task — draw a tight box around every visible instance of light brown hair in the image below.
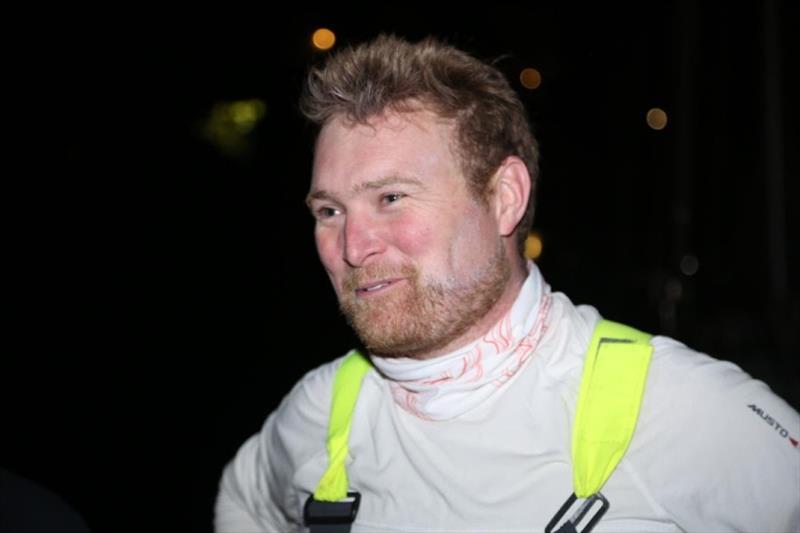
[300,34,539,256]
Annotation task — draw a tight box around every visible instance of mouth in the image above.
[354,278,405,297]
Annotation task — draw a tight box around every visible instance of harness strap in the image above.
[572,320,653,497]
[547,320,653,533]
[305,351,371,532]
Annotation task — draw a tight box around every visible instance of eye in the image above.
[381,192,405,205]
[315,206,341,219]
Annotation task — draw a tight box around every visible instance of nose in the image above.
[342,213,384,268]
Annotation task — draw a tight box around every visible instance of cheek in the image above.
[447,207,498,271]
[390,214,436,258]
[389,210,467,279]
[315,228,341,273]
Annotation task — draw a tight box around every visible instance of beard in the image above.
[338,240,511,358]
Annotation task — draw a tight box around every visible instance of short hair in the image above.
[300,34,539,257]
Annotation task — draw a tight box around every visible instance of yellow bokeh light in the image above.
[312,28,336,51]
[646,107,668,130]
[203,99,267,157]
[229,99,266,127]
[520,68,542,90]
[524,232,543,260]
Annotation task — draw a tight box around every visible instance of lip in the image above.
[355,278,406,297]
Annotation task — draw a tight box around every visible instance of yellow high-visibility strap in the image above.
[313,350,373,502]
[571,320,653,498]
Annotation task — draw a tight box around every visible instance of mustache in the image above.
[342,263,418,292]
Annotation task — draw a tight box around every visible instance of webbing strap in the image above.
[571,320,653,498]
[313,350,372,502]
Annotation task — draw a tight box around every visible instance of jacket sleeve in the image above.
[632,338,800,532]
[214,361,338,532]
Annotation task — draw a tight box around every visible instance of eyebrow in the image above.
[305,176,425,209]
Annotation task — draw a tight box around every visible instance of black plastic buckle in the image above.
[545,492,610,533]
[304,491,361,525]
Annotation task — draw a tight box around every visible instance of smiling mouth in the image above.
[355,278,405,296]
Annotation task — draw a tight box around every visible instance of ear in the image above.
[489,156,531,237]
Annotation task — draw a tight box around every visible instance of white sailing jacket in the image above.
[216,266,800,532]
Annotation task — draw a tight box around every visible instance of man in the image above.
[215,35,799,532]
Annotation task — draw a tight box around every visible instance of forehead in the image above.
[310,109,461,192]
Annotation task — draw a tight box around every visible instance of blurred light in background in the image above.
[680,254,699,276]
[520,68,542,90]
[646,107,668,130]
[312,28,336,51]
[525,231,543,260]
[202,99,267,157]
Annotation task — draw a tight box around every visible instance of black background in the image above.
[4,3,798,531]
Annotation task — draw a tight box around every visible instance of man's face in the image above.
[308,109,511,358]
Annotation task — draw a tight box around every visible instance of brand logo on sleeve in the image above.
[747,404,799,449]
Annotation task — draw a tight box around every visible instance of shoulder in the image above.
[275,351,380,427]
[645,335,798,428]
[261,351,386,479]
[641,336,799,465]
[270,353,357,462]
[628,337,800,530]
[216,352,367,531]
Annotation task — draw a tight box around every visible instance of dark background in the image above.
[4,3,798,531]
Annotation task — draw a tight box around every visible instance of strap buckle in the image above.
[304,491,361,526]
[545,492,610,533]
